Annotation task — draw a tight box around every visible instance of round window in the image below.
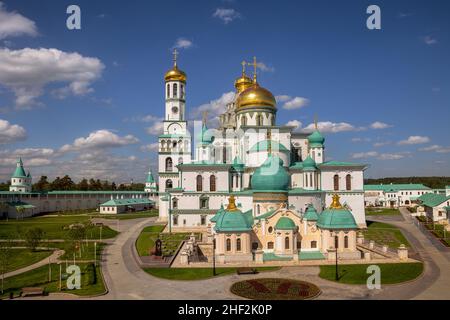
[268,226,273,233]
[172,106,178,113]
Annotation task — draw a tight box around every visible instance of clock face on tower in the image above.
[172,106,178,114]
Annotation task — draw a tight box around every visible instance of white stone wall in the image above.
[180,170,229,192]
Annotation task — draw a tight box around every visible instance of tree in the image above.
[16,206,26,220]
[24,228,45,252]
[0,238,13,294]
[33,176,51,192]
[77,178,89,191]
[60,175,75,190]
[0,202,8,220]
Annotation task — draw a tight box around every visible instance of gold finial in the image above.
[172,48,178,67]
[330,194,343,209]
[226,195,238,211]
[202,111,208,126]
[241,60,247,75]
[314,115,318,130]
[245,56,258,83]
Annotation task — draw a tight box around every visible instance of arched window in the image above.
[257,204,260,215]
[181,84,184,98]
[222,146,227,163]
[344,236,349,249]
[173,215,178,225]
[268,226,273,233]
[165,179,173,189]
[196,175,203,192]
[334,236,339,249]
[173,83,178,98]
[333,174,339,191]
[210,175,216,192]
[311,241,317,249]
[256,114,262,126]
[267,242,274,249]
[305,173,308,187]
[310,173,313,187]
[226,239,231,251]
[285,237,290,250]
[167,83,170,98]
[241,115,247,127]
[166,157,173,172]
[236,238,241,252]
[172,198,178,209]
[346,174,351,191]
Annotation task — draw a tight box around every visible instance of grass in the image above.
[57,241,106,261]
[101,210,159,220]
[135,225,166,256]
[319,263,424,285]
[419,220,450,247]
[0,262,106,299]
[0,215,118,240]
[3,249,53,273]
[366,208,401,216]
[144,267,280,281]
[363,221,410,248]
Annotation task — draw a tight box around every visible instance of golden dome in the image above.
[164,65,186,82]
[234,74,253,93]
[236,83,276,110]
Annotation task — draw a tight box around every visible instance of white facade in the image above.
[364,184,433,208]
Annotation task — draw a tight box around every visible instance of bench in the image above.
[237,268,258,275]
[21,287,44,297]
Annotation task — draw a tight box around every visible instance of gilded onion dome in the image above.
[236,82,276,110]
[164,49,186,82]
[234,74,253,93]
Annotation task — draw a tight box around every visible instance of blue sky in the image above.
[0,0,449,182]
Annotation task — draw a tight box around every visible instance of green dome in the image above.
[213,206,253,232]
[317,208,357,229]
[308,130,324,147]
[302,155,316,171]
[304,205,319,221]
[146,170,155,183]
[197,123,214,145]
[275,217,296,230]
[251,155,290,191]
[12,158,27,178]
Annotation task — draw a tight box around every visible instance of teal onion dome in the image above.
[308,130,325,147]
[302,155,316,171]
[251,155,290,191]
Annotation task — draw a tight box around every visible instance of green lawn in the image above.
[0,215,118,240]
[363,221,410,248]
[101,210,159,220]
[3,249,53,273]
[1,262,106,299]
[135,225,166,256]
[424,223,450,247]
[319,263,423,285]
[144,267,280,281]
[366,208,401,216]
[57,241,106,261]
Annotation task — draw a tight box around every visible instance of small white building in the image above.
[417,193,450,223]
[99,198,155,214]
[364,183,432,208]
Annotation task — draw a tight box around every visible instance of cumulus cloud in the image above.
[351,151,408,160]
[285,120,302,131]
[423,35,438,45]
[256,62,275,73]
[370,121,392,129]
[140,143,159,152]
[275,95,291,103]
[419,145,450,153]
[190,91,235,126]
[302,121,362,134]
[173,38,193,50]
[351,151,379,159]
[282,97,309,110]
[0,48,104,108]
[0,118,26,143]
[373,141,391,147]
[352,137,371,143]
[398,135,430,145]
[0,2,37,40]
[60,130,139,153]
[213,8,241,24]
[146,122,164,136]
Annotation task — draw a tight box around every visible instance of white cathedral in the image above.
[157,52,368,232]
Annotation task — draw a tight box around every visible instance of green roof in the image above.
[299,251,325,260]
[263,252,293,261]
[302,155,316,171]
[317,208,357,229]
[307,130,325,146]
[418,193,450,207]
[275,217,296,230]
[7,201,36,209]
[255,209,277,220]
[319,161,366,168]
[364,184,431,192]
[249,140,289,153]
[251,155,290,191]
[100,198,155,207]
[304,205,319,221]
[146,170,155,183]
[12,158,27,178]
[213,208,254,232]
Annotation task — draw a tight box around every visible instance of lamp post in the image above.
[335,248,339,281]
[212,238,216,276]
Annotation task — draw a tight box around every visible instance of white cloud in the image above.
[146,122,164,136]
[351,151,408,160]
[282,97,309,110]
[60,130,139,153]
[302,121,362,134]
[256,62,274,73]
[285,120,302,131]
[352,137,371,143]
[0,2,37,40]
[0,48,104,108]
[140,143,159,152]
[419,145,450,153]
[398,135,430,145]
[0,118,26,143]
[213,8,241,24]
[373,141,391,147]
[351,151,379,159]
[275,95,291,102]
[173,38,193,50]
[370,121,392,129]
[190,91,235,126]
[378,153,406,160]
[423,35,438,45]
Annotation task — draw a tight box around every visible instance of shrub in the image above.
[24,227,45,251]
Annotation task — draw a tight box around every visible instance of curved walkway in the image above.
[3,249,64,279]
